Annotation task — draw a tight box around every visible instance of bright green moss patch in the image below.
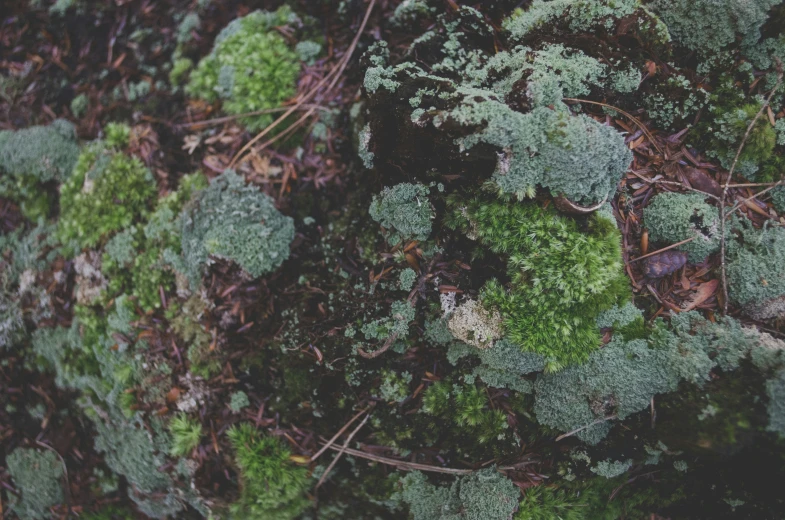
[227,423,310,519]
[58,135,156,254]
[449,198,628,368]
[178,170,294,289]
[186,7,303,131]
[643,192,720,262]
[0,119,80,220]
[6,448,64,519]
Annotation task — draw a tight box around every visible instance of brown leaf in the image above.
[644,251,688,278]
[681,279,719,311]
[685,168,721,197]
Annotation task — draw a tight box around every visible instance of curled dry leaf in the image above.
[681,279,719,311]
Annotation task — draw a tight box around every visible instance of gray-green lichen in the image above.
[178,170,295,288]
[6,448,64,519]
[369,183,433,242]
[643,192,720,262]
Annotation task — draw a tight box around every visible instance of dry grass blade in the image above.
[315,412,371,489]
[311,407,370,462]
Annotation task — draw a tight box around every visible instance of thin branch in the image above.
[317,441,474,475]
[564,98,662,154]
[316,413,370,489]
[357,332,399,359]
[555,415,617,442]
[725,179,785,218]
[719,59,783,314]
[311,407,370,462]
[627,236,696,263]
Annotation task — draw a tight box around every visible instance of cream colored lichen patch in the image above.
[447,299,503,349]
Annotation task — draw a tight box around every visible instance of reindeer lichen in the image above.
[643,192,721,263]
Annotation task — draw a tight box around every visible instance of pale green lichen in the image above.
[393,468,519,520]
[0,119,80,220]
[6,448,64,519]
[369,183,433,242]
[178,170,295,288]
[643,192,720,262]
[590,458,633,478]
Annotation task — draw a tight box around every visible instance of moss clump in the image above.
[727,221,785,320]
[369,183,433,243]
[168,413,202,456]
[58,130,156,253]
[0,119,79,220]
[449,199,628,368]
[226,423,310,519]
[393,468,519,520]
[178,170,294,289]
[534,312,771,444]
[447,339,545,393]
[651,0,779,56]
[6,448,64,519]
[704,102,777,180]
[643,192,720,262]
[186,7,302,131]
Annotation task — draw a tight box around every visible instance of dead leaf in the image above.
[681,279,719,311]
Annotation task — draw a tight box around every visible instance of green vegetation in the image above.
[178,169,294,288]
[186,7,305,131]
[58,128,156,253]
[168,413,203,456]
[393,469,519,520]
[727,220,785,320]
[0,119,80,220]
[448,198,628,368]
[369,183,433,243]
[643,192,721,262]
[6,448,64,519]
[226,423,310,519]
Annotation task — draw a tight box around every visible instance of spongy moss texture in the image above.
[6,448,64,519]
[643,192,720,262]
[227,423,310,519]
[394,468,519,520]
[179,170,295,288]
[186,7,302,131]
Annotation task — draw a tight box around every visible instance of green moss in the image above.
[0,119,79,220]
[6,448,64,519]
[186,7,302,131]
[58,140,156,253]
[643,192,720,262]
[393,468,519,520]
[168,413,203,456]
[227,423,310,519]
[369,183,433,243]
[449,199,628,367]
[515,485,587,520]
[178,170,294,289]
[169,57,193,86]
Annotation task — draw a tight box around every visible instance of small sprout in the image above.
[168,413,203,457]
